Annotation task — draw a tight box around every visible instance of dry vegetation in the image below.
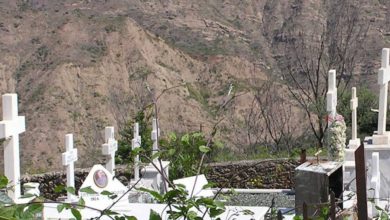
[0,0,388,172]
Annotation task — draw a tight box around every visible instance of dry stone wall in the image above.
[21,159,299,200]
[206,159,299,189]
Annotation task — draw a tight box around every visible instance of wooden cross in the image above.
[0,94,25,203]
[377,48,390,135]
[62,134,78,202]
[132,123,141,180]
[102,126,118,175]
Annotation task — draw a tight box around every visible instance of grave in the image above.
[0,94,26,203]
[344,87,359,191]
[173,174,214,198]
[295,161,343,216]
[364,48,390,199]
[78,164,128,210]
[102,126,118,175]
[62,134,78,202]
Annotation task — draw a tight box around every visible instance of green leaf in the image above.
[199,145,210,153]
[0,176,8,189]
[79,186,97,194]
[168,149,176,156]
[124,215,137,220]
[26,203,43,215]
[66,187,76,195]
[202,182,216,189]
[149,210,162,220]
[57,204,66,213]
[181,134,190,145]
[54,185,65,193]
[78,197,85,209]
[151,151,162,160]
[71,208,82,220]
[101,190,114,196]
[138,187,163,202]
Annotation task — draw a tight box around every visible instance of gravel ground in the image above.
[218,192,295,208]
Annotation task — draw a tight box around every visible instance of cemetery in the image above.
[1,42,390,218]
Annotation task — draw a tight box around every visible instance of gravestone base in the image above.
[364,139,390,199]
[348,139,360,148]
[372,133,390,145]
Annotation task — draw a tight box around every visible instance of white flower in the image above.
[325,114,347,161]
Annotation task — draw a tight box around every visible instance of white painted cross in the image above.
[326,69,337,118]
[151,118,160,162]
[132,123,141,180]
[377,48,390,135]
[348,87,360,147]
[62,134,78,202]
[370,152,380,205]
[0,94,25,203]
[102,127,118,175]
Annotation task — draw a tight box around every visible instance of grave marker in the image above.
[355,144,368,219]
[132,123,141,181]
[62,134,78,202]
[373,48,390,144]
[349,87,360,147]
[0,94,25,203]
[102,126,118,175]
[327,69,337,118]
[370,152,380,205]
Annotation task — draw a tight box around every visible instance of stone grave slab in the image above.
[173,174,214,198]
[363,139,390,199]
[43,202,268,220]
[79,164,128,210]
[130,161,170,194]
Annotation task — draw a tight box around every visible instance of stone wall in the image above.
[21,159,299,200]
[206,159,299,189]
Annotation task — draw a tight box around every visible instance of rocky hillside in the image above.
[0,0,388,173]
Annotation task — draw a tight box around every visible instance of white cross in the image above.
[62,134,78,202]
[370,152,380,205]
[350,87,359,142]
[0,94,25,203]
[102,126,118,175]
[151,118,160,161]
[132,123,141,180]
[326,69,337,117]
[377,48,390,135]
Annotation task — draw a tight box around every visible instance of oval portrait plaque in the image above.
[93,170,108,188]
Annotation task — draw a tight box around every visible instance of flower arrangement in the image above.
[325,114,347,161]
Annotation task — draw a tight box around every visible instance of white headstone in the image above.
[132,123,141,181]
[0,94,25,203]
[326,70,337,117]
[373,48,390,144]
[370,152,380,203]
[173,175,214,198]
[62,134,78,202]
[349,87,360,147]
[151,118,160,162]
[102,126,118,175]
[79,164,127,210]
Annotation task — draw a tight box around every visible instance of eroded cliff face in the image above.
[0,0,388,172]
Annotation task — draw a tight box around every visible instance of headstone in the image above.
[349,87,360,147]
[102,126,118,175]
[173,175,214,198]
[370,152,380,205]
[78,164,127,210]
[132,123,141,181]
[0,94,25,203]
[373,48,390,145]
[327,69,337,118]
[295,161,343,216]
[62,134,78,202]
